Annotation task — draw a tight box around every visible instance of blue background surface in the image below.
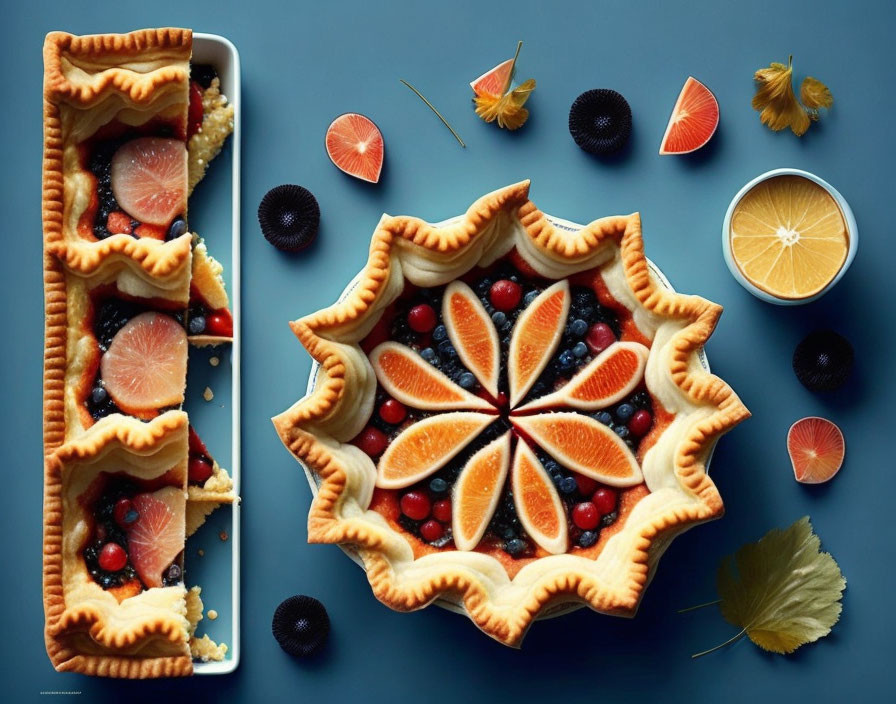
[4,0,894,701]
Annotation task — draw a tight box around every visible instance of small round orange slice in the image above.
[376,412,495,489]
[512,412,642,487]
[369,342,493,411]
[511,441,567,554]
[443,281,500,397]
[517,342,649,411]
[508,280,570,407]
[452,432,512,551]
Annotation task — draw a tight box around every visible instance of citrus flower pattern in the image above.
[370,279,649,555]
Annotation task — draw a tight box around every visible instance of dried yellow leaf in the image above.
[801,76,833,119]
[752,57,811,136]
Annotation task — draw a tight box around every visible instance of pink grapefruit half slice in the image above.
[325,113,384,183]
[512,412,642,487]
[452,432,512,551]
[659,77,719,155]
[787,416,845,484]
[470,58,514,98]
[442,282,501,397]
[110,137,187,226]
[126,487,185,589]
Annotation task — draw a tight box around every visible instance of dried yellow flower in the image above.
[472,42,535,131]
[752,57,832,136]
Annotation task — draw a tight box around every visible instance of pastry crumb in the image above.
[198,549,205,557]
[203,386,214,401]
[208,609,218,621]
[219,530,229,542]
[210,356,220,367]
[191,633,229,663]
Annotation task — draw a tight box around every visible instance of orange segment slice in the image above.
[443,281,500,396]
[369,342,493,411]
[376,412,495,489]
[729,174,849,299]
[511,441,567,554]
[787,416,845,484]
[452,432,512,551]
[518,342,649,411]
[508,280,570,407]
[512,412,642,487]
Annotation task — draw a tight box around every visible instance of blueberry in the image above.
[504,538,528,556]
[523,290,540,306]
[167,216,188,241]
[559,476,578,495]
[188,315,206,335]
[616,403,635,422]
[501,527,517,540]
[165,563,182,583]
[457,372,475,389]
[596,411,614,426]
[614,426,630,439]
[420,347,437,362]
[432,325,447,342]
[429,477,448,494]
[572,341,588,358]
[544,459,560,475]
[491,311,507,327]
[578,531,599,548]
[570,319,588,337]
[438,340,457,359]
[123,509,139,525]
[558,350,576,371]
[601,511,618,527]
[91,386,108,404]
[475,279,493,296]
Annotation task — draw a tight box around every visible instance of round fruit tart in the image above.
[273,181,749,646]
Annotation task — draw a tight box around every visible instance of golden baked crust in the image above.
[44,413,193,678]
[273,181,750,646]
[189,236,233,347]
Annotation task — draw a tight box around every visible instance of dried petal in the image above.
[752,58,811,136]
[801,76,833,119]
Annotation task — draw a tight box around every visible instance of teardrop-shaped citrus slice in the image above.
[508,280,570,407]
[369,342,493,412]
[511,441,568,554]
[376,412,495,489]
[442,281,501,397]
[512,413,642,487]
[517,342,649,412]
[452,432,512,551]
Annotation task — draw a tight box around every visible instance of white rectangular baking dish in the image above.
[186,32,241,675]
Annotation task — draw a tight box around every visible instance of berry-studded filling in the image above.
[359,255,668,564]
[84,288,187,422]
[187,288,234,338]
[188,425,216,487]
[81,474,184,594]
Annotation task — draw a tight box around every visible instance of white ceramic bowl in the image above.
[722,168,858,305]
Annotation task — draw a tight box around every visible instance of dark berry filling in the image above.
[188,297,233,338]
[187,426,215,487]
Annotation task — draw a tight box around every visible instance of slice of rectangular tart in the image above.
[42,28,235,678]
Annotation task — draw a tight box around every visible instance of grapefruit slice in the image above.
[325,113,384,183]
[518,342,649,411]
[659,77,719,155]
[508,280,570,407]
[452,432,512,551]
[470,58,514,97]
[512,413,642,487]
[442,282,501,397]
[511,441,568,554]
[369,342,493,411]
[376,412,495,489]
[110,137,187,225]
[126,487,185,589]
[100,312,187,414]
[787,417,845,484]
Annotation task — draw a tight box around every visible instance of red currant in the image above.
[420,519,444,542]
[407,304,437,333]
[98,542,128,572]
[188,81,204,137]
[628,409,653,437]
[400,491,431,521]
[354,427,388,457]
[189,456,214,484]
[206,312,233,337]
[585,322,616,354]
[432,498,452,523]
[379,399,407,425]
[572,502,600,530]
[489,280,522,311]
[113,498,139,527]
[574,474,598,497]
[592,487,617,516]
